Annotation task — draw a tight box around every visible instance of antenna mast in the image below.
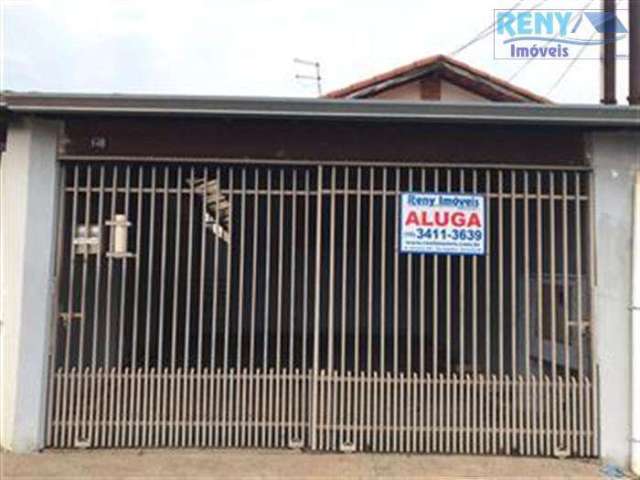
[294,58,322,96]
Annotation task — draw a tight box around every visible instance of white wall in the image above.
[0,117,61,452]
[592,131,640,467]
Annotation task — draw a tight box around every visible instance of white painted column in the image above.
[0,117,61,452]
[592,131,640,468]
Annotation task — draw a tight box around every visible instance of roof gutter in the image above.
[1,93,639,128]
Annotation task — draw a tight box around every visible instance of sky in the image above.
[0,0,633,104]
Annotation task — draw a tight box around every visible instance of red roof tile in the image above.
[324,54,550,104]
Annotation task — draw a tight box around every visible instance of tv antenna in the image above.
[294,58,322,96]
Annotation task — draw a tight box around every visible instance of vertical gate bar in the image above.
[330,167,338,450]
[131,166,144,446]
[575,172,585,456]
[115,166,132,447]
[434,170,441,453]
[47,165,67,447]
[549,171,558,453]
[109,367,117,447]
[340,167,350,448]
[222,168,234,447]
[288,169,298,445]
[367,167,374,449]
[459,170,466,454]
[190,368,197,446]
[211,166,222,446]
[329,166,337,375]
[426,373,432,453]
[372,371,379,451]
[536,171,546,455]
[95,368,103,447]
[239,367,251,447]
[355,167,362,376]
[484,170,492,379]
[393,167,400,452]
[250,170,259,373]
[302,169,310,443]
[75,166,92,444]
[62,165,80,447]
[471,170,478,454]
[445,169,452,453]
[195,167,208,447]
[214,367,221,447]
[141,167,156,447]
[156,167,169,445]
[103,166,119,446]
[183,167,195,446]
[571,376,578,454]
[586,377,592,457]
[588,172,599,456]
[64,165,80,372]
[236,168,247,446]
[157,166,169,372]
[497,169,505,453]
[523,171,531,455]
[509,169,516,454]
[478,374,484,454]
[311,165,323,451]
[134,367,142,447]
[359,369,366,448]
[228,367,235,447]
[419,168,426,453]
[407,169,413,379]
[561,171,571,454]
[69,368,79,447]
[319,370,325,449]
[248,170,257,446]
[261,168,272,447]
[439,373,444,452]
[483,170,491,455]
[433,168,440,380]
[466,373,471,454]
[275,169,285,445]
[399,372,405,452]
[123,367,130,446]
[169,167,183,447]
[380,167,387,376]
[89,166,106,445]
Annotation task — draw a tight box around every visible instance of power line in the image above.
[507,0,597,82]
[450,0,549,57]
[545,0,625,96]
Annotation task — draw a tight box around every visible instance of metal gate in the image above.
[47,159,598,456]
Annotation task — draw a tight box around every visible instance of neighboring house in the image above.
[325,54,549,103]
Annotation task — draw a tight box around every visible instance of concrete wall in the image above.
[0,118,61,452]
[592,131,640,467]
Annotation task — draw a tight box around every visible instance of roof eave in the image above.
[2,92,639,128]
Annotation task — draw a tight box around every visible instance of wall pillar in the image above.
[0,117,61,452]
[592,131,640,467]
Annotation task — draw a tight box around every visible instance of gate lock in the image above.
[106,214,135,258]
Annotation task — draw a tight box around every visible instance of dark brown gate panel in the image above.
[46,159,598,457]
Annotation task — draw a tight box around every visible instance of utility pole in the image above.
[601,0,617,104]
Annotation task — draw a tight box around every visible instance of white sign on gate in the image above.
[400,192,486,255]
